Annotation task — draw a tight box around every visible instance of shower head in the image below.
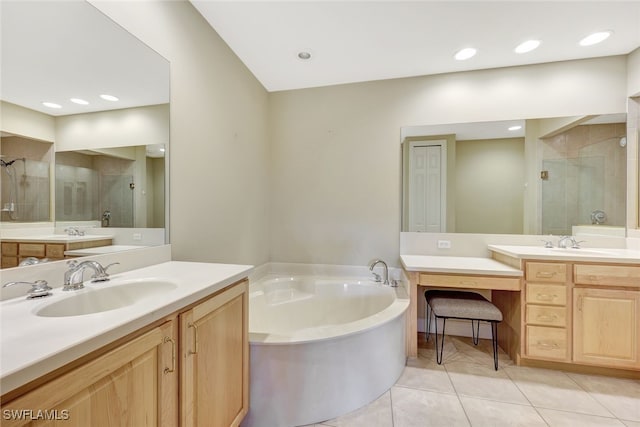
[0,157,25,167]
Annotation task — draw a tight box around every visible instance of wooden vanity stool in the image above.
[425,290,503,370]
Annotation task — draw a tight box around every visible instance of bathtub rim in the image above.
[249,274,409,346]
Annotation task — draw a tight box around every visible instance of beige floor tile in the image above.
[395,363,456,394]
[622,420,640,427]
[458,396,547,427]
[391,385,470,427]
[567,372,640,422]
[504,366,613,417]
[452,337,514,367]
[446,361,529,404]
[537,408,627,427]
[321,391,392,427]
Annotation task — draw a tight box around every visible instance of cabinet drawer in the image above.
[419,274,521,291]
[526,325,568,360]
[2,256,18,268]
[526,283,567,306]
[18,243,45,257]
[1,242,18,256]
[526,305,567,327]
[574,264,640,288]
[45,244,65,258]
[526,262,567,283]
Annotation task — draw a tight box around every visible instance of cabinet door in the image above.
[180,280,249,427]
[573,288,640,369]
[1,320,178,427]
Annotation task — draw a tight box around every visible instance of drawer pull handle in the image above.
[163,336,176,374]
[188,322,199,355]
[536,341,559,349]
[536,314,558,322]
[535,271,556,278]
[536,293,557,302]
[460,281,478,286]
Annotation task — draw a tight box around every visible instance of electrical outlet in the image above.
[133,233,142,241]
[437,240,451,249]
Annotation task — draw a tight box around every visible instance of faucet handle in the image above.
[90,262,120,282]
[3,280,52,299]
[540,239,554,248]
[571,240,585,249]
[371,272,382,283]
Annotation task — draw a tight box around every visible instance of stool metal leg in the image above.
[425,303,430,341]
[434,316,446,365]
[471,320,480,345]
[491,321,499,370]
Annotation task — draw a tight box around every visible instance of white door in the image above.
[408,142,445,232]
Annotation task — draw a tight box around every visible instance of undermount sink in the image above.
[35,279,178,317]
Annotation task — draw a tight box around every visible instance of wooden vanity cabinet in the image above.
[180,279,249,427]
[573,264,640,369]
[523,262,571,362]
[1,320,178,427]
[0,278,249,427]
[0,238,113,268]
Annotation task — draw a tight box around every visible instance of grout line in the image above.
[443,359,473,427]
[389,386,395,427]
[503,366,552,427]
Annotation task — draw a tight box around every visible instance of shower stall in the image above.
[1,157,51,222]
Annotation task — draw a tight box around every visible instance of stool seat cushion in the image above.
[425,290,503,322]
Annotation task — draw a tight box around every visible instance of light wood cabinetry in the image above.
[0,238,113,268]
[573,266,640,369]
[521,259,640,372]
[1,320,178,427]
[523,262,570,362]
[0,279,249,426]
[180,280,249,427]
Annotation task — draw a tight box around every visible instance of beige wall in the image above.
[92,1,631,266]
[455,138,524,234]
[270,57,627,265]
[56,104,169,151]
[628,48,640,96]
[1,101,55,142]
[92,1,270,265]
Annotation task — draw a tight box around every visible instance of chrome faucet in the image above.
[557,236,584,249]
[369,259,389,285]
[63,260,120,291]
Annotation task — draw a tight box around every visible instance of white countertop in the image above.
[400,255,523,276]
[1,234,113,243]
[488,245,640,264]
[64,245,147,256]
[0,261,253,395]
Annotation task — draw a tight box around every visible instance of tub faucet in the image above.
[369,259,389,285]
[63,260,120,291]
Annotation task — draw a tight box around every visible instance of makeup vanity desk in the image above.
[401,254,523,359]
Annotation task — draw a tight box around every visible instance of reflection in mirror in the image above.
[55,145,165,229]
[0,1,170,269]
[1,133,53,222]
[401,115,627,237]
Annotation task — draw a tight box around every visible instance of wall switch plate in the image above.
[133,233,142,241]
[437,240,451,249]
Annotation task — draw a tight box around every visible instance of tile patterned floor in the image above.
[302,335,640,427]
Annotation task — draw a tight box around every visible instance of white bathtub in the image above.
[243,275,409,427]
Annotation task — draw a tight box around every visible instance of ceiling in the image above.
[191,1,640,92]
[1,1,169,117]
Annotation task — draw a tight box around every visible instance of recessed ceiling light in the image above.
[297,51,312,60]
[579,31,612,46]
[515,40,540,54]
[42,102,61,109]
[100,94,119,101]
[70,98,89,105]
[508,125,522,131]
[454,48,477,61]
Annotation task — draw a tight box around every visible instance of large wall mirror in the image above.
[401,114,627,237]
[0,1,170,268]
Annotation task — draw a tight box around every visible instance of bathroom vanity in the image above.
[0,236,113,268]
[402,247,640,376]
[0,261,251,427]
